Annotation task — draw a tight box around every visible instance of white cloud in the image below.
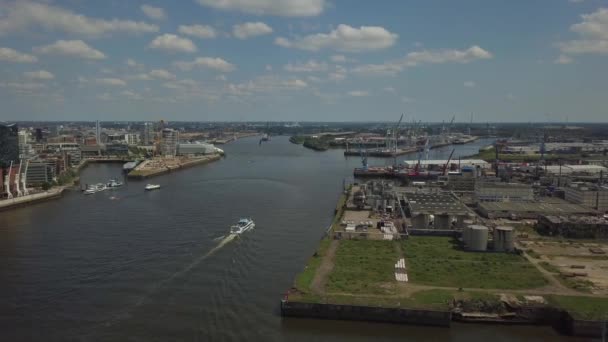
[233,22,273,39]
[0,47,37,63]
[97,93,112,101]
[557,39,608,55]
[275,24,398,52]
[149,69,176,80]
[569,0,585,3]
[174,57,236,72]
[328,72,346,82]
[403,45,492,66]
[133,69,176,80]
[383,86,396,93]
[148,34,197,53]
[35,40,106,60]
[195,0,325,17]
[24,70,54,80]
[554,54,574,64]
[226,75,308,96]
[463,81,476,87]
[571,8,608,40]
[351,63,403,76]
[121,90,142,100]
[284,60,328,72]
[265,65,273,71]
[164,79,199,89]
[283,79,308,88]
[558,8,608,56]
[330,55,346,62]
[126,58,144,69]
[352,45,493,76]
[178,24,217,39]
[401,96,414,103]
[96,78,126,86]
[0,82,46,91]
[0,1,158,37]
[141,5,167,21]
[348,90,369,97]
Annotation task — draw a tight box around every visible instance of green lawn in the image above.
[294,238,331,293]
[326,240,400,295]
[549,295,608,320]
[402,237,548,289]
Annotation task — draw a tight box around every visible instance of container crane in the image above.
[443,148,455,175]
[393,114,404,165]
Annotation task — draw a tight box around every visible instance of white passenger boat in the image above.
[84,183,107,195]
[107,179,123,188]
[230,218,255,234]
[145,184,161,191]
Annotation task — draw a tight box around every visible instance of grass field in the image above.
[403,237,548,289]
[326,240,399,295]
[294,238,331,293]
[549,295,608,320]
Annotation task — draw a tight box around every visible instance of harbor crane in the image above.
[392,114,404,165]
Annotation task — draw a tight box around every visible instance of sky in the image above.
[0,0,607,122]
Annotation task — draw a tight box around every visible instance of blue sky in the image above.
[0,0,607,122]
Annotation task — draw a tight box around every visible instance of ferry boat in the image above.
[107,179,123,188]
[230,218,255,234]
[84,183,107,195]
[145,184,161,191]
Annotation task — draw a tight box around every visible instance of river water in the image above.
[0,137,584,341]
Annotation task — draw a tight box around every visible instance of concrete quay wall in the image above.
[280,301,452,327]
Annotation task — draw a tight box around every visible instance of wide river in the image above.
[0,137,583,341]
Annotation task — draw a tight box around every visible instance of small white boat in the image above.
[107,179,123,188]
[84,183,107,195]
[230,218,255,235]
[145,184,161,191]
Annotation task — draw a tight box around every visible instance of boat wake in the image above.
[100,233,240,330]
[136,233,238,305]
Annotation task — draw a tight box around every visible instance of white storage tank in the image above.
[468,225,489,251]
[494,226,515,252]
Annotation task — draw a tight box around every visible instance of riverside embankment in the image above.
[127,154,222,179]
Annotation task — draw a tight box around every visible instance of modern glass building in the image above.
[0,122,19,169]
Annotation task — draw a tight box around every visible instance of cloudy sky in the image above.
[1,0,607,122]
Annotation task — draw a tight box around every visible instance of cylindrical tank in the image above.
[494,226,515,252]
[411,214,428,229]
[468,225,488,251]
[435,215,451,230]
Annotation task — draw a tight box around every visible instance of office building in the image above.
[160,128,179,157]
[0,122,19,169]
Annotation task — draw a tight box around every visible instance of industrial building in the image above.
[474,181,534,202]
[402,159,490,170]
[404,192,472,229]
[537,215,608,239]
[477,199,596,219]
[563,183,608,213]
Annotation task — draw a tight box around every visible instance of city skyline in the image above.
[1,0,608,122]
